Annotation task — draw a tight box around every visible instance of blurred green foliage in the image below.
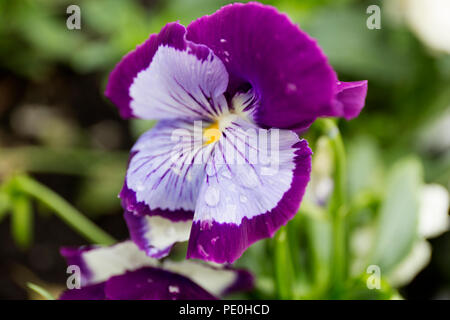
[0,0,449,300]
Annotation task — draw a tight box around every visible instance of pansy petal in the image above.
[121,119,210,221]
[162,260,254,296]
[187,118,312,263]
[60,241,254,300]
[124,211,192,259]
[186,3,337,130]
[105,267,216,300]
[331,81,368,120]
[60,283,106,300]
[105,22,229,120]
[60,241,158,286]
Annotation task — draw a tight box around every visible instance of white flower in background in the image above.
[389,241,432,287]
[385,0,450,54]
[418,108,450,154]
[389,184,449,286]
[418,184,450,238]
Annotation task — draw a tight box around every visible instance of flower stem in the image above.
[11,193,33,249]
[273,227,294,299]
[317,119,348,294]
[12,174,116,245]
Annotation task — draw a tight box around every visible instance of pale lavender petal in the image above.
[187,118,312,263]
[121,119,211,219]
[105,22,229,120]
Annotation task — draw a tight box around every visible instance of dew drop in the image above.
[285,83,297,94]
[168,285,180,294]
[261,165,278,176]
[241,169,259,188]
[240,195,248,203]
[198,244,210,257]
[221,169,232,179]
[200,219,212,231]
[220,38,227,43]
[204,186,220,206]
[206,164,217,177]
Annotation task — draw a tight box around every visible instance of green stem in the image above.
[11,193,33,249]
[273,227,294,299]
[12,175,116,245]
[317,119,348,294]
[27,282,55,300]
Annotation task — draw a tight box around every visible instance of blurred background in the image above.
[0,0,449,300]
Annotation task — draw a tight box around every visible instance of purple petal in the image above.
[60,241,158,286]
[60,283,106,300]
[124,211,192,259]
[186,119,312,263]
[105,22,229,120]
[161,260,254,297]
[60,242,254,300]
[331,80,368,120]
[105,267,216,300]
[186,3,337,131]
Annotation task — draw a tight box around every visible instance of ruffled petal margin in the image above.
[59,241,253,300]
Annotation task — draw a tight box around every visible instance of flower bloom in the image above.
[105,3,367,263]
[60,241,253,300]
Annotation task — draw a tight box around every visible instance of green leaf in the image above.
[27,282,55,300]
[13,175,116,246]
[370,157,423,273]
[347,136,383,200]
[273,228,295,299]
[11,193,33,249]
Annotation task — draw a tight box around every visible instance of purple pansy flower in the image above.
[60,241,253,300]
[105,3,367,264]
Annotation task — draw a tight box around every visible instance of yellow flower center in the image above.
[203,120,221,145]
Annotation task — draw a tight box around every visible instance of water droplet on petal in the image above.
[206,164,216,177]
[241,169,259,188]
[220,38,227,43]
[221,169,232,179]
[168,285,180,294]
[211,236,220,245]
[240,195,248,203]
[204,186,220,206]
[200,220,212,231]
[285,83,297,94]
[197,244,210,257]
